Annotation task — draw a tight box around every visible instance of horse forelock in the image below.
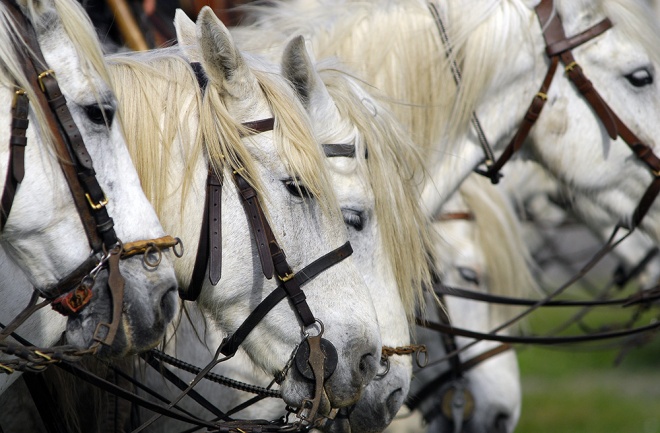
[317,63,436,321]
[250,64,340,220]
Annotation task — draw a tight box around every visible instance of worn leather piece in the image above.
[0,91,29,229]
[208,170,223,285]
[92,251,125,348]
[234,172,276,279]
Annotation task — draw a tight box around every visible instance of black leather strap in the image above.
[220,241,353,357]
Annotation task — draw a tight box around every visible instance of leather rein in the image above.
[0,0,181,361]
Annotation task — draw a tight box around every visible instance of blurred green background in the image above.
[516,306,660,432]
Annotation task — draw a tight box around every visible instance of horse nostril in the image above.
[358,352,378,379]
[492,413,510,433]
[159,286,177,322]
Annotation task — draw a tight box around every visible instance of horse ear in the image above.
[175,9,202,63]
[196,6,257,98]
[281,35,332,109]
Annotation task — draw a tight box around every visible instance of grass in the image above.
[516,303,660,432]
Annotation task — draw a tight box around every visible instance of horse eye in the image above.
[84,104,114,127]
[624,68,653,88]
[457,266,480,286]
[342,208,364,231]
[283,178,313,199]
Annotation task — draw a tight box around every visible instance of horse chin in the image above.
[320,361,410,433]
[64,258,178,358]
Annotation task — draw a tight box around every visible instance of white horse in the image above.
[236,0,660,251]
[501,158,660,290]
[388,174,536,433]
[0,0,178,395]
[106,8,384,421]
[127,20,437,431]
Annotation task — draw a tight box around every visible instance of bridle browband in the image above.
[0,0,181,354]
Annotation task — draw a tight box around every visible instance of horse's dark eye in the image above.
[342,208,364,231]
[624,68,653,88]
[85,104,114,126]
[457,266,480,286]
[283,178,313,199]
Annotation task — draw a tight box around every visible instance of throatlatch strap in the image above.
[220,241,353,357]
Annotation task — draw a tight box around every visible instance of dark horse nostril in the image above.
[160,286,177,322]
[492,413,510,433]
[358,352,378,379]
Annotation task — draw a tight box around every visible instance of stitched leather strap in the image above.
[234,172,276,279]
[1,90,29,229]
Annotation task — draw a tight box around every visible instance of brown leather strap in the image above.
[242,118,275,134]
[487,56,558,180]
[92,250,125,349]
[182,169,220,301]
[208,170,223,284]
[545,18,613,56]
[435,212,475,222]
[535,0,660,229]
[1,89,29,229]
[234,172,276,279]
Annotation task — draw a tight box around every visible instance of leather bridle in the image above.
[0,0,181,355]
[165,62,355,429]
[430,0,660,232]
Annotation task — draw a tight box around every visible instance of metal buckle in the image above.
[12,89,25,107]
[85,193,109,210]
[536,91,548,100]
[564,61,579,72]
[37,69,56,92]
[279,272,295,283]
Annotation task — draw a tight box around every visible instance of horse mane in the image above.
[458,174,538,326]
[0,0,112,152]
[316,60,438,321]
[236,0,530,165]
[107,48,339,221]
[603,0,660,68]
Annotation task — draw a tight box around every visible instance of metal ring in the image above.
[301,319,324,338]
[375,357,391,379]
[415,346,429,368]
[172,237,185,258]
[143,243,162,268]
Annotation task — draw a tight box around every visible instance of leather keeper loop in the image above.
[9,136,27,146]
[11,118,29,129]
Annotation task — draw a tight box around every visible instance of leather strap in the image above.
[416,316,660,345]
[242,118,275,134]
[435,212,475,222]
[234,172,276,279]
[434,282,660,307]
[486,56,558,182]
[0,90,29,229]
[220,241,353,357]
